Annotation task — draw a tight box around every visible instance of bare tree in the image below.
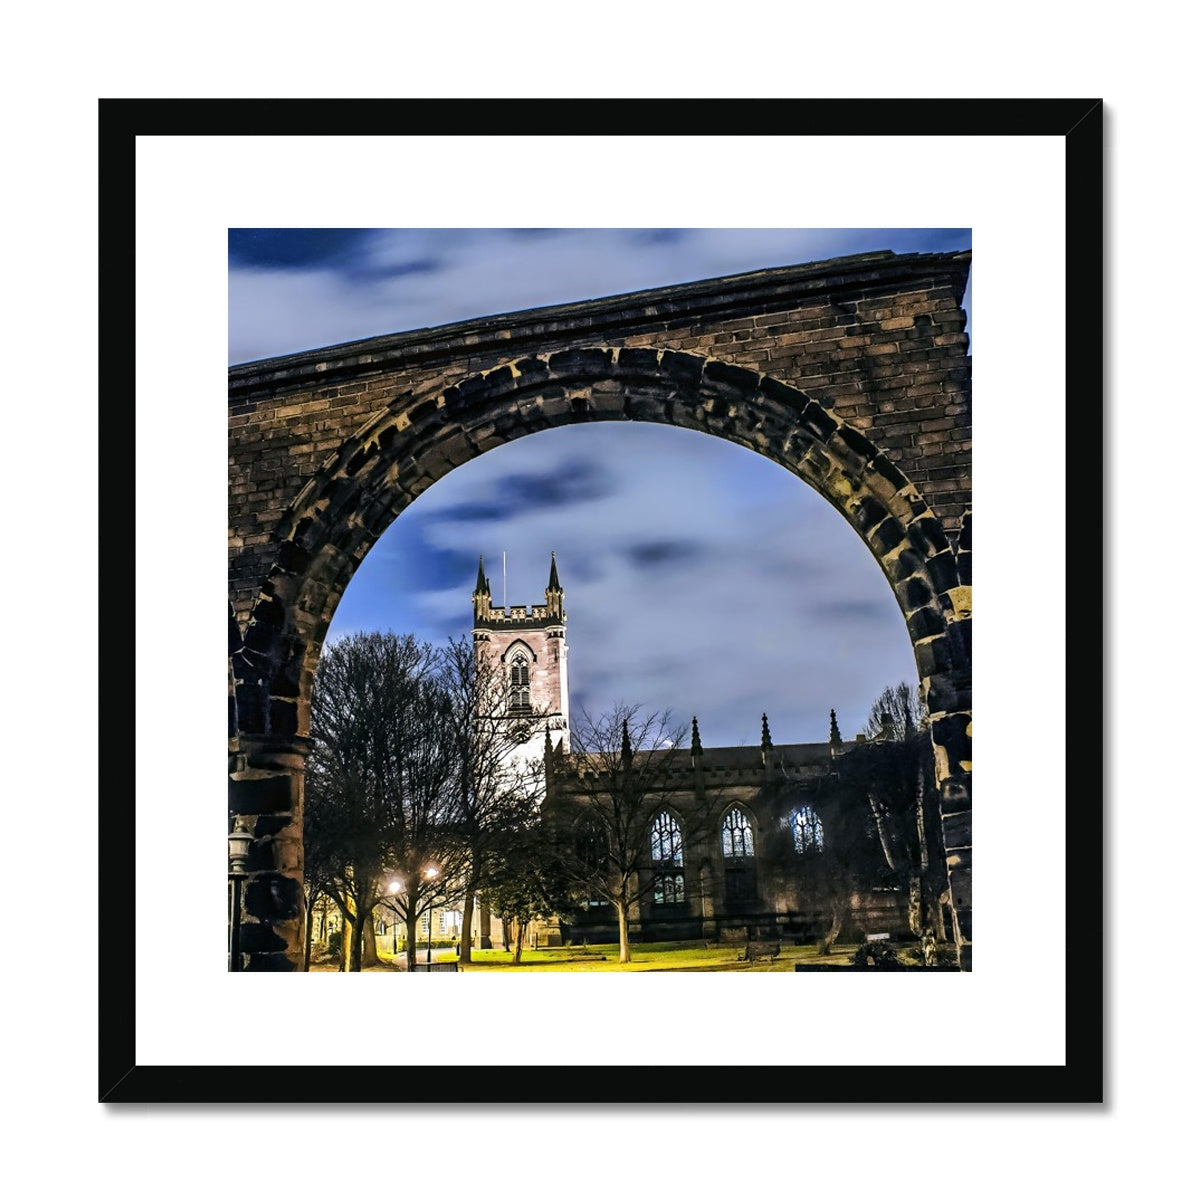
[306,631,468,971]
[438,636,547,964]
[862,680,924,742]
[549,704,689,964]
[805,681,948,947]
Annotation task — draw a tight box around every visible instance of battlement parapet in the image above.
[475,603,565,630]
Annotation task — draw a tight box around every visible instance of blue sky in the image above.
[229,228,971,746]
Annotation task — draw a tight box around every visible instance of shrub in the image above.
[852,940,902,969]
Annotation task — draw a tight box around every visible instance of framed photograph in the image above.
[102,98,1102,1103]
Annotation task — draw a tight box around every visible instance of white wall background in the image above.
[6,6,1185,1199]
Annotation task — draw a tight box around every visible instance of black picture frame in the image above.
[100,98,1103,1104]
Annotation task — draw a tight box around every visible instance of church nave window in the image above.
[721,807,755,858]
[791,804,825,855]
[649,810,683,866]
[653,872,686,906]
[722,807,757,908]
[650,811,685,906]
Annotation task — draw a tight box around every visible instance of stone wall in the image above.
[229,250,970,629]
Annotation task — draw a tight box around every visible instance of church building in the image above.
[472,555,917,948]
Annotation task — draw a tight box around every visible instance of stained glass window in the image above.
[722,807,755,858]
[653,873,686,905]
[650,810,683,865]
[791,804,825,854]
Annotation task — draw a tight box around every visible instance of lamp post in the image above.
[387,878,402,954]
[228,815,255,972]
[424,865,439,965]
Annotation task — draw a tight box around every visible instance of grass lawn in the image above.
[309,938,932,972]
[453,939,883,972]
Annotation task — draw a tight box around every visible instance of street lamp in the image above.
[423,865,439,965]
[228,815,255,972]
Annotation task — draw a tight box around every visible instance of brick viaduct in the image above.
[228,248,973,970]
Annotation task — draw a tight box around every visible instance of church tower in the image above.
[472,553,571,763]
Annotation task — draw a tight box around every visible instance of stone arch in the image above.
[240,348,967,743]
[230,345,971,968]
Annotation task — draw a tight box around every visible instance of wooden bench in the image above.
[401,959,459,972]
[738,940,781,963]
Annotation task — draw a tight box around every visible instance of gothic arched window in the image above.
[721,807,755,858]
[722,806,757,908]
[791,804,825,855]
[650,810,683,866]
[650,810,685,906]
[509,651,530,712]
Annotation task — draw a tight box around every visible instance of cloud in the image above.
[229,227,970,364]
[431,457,617,526]
[228,228,376,270]
[346,256,445,284]
[626,540,703,569]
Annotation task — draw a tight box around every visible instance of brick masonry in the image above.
[227,249,973,970]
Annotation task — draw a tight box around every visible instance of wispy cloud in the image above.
[229,227,970,364]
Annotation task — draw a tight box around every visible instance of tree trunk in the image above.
[867,791,896,871]
[821,901,844,955]
[303,889,316,972]
[915,764,929,872]
[908,875,922,937]
[349,911,367,972]
[617,900,631,964]
[362,919,379,968]
[512,921,525,965]
[460,889,475,965]
[405,911,420,971]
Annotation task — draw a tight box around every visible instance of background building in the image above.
[477,558,937,948]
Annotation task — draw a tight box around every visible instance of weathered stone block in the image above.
[941,810,973,852]
[244,875,303,922]
[268,698,299,736]
[868,517,905,556]
[616,345,661,375]
[657,349,705,388]
[548,347,612,378]
[238,921,290,953]
[929,712,971,765]
[229,774,293,815]
[906,605,943,640]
